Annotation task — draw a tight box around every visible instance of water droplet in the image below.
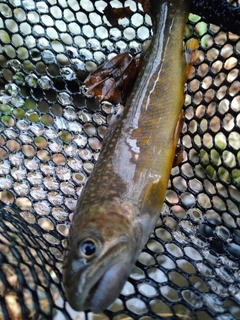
[196,262,214,277]
[0,161,10,174]
[56,167,71,181]
[11,166,27,180]
[30,187,46,200]
[43,177,59,190]
[26,73,38,87]
[19,134,32,144]
[16,120,29,131]
[9,153,24,165]
[52,207,68,221]
[215,314,236,320]
[74,134,87,147]
[78,110,92,122]
[58,92,72,106]
[61,67,76,81]
[202,250,218,265]
[0,177,12,189]
[45,128,58,139]
[42,50,56,64]
[54,116,68,130]
[216,266,234,283]
[182,290,203,308]
[30,124,45,136]
[4,128,18,139]
[203,294,226,313]
[79,48,93,60]
[67,158,82,171]
[208,279,228,298]
[13,72,25,85]
[63,106,77,121]
[22,0,35,9]
[24,158,39,171]
[40,163,55,175]
[92,113,106,125]
[229,285,240,303]
[5,83,20,96]
[34,201,51,215]
[65,198,77,211]
[49,139,63,152]
[189,235,208,248]
[79,148,92,160]
[66,46,79,58]
[11,95,24,108]
[0,94,12,104]
[14,182,29,195]
[101,102,114,114]
[179,220,195,234]
[64,144,76,157]
[102,39,114,52]
[68,121,83,133]
[71,58,85,70]
[8,59,21,71]
[220,256,238,270]
[60,182,75,196]
[48,192,63,206]
[38,76,53,89]
[87,38,101,50]
[27,172,43,185]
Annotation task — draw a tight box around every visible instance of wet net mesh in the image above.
[0,0,240,319]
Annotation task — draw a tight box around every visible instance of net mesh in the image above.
[0,0,240,319]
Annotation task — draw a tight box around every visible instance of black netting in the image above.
[0,0,240,319]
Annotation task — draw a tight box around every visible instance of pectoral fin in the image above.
[185,38,198,78]
[172,110,184,167]
[141,178,166,214]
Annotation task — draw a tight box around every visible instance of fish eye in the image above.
[79,238,98,258]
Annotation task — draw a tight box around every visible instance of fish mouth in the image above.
[86,261,129,313]
[65,239,133,313]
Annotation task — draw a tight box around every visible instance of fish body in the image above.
[63,0,191,313]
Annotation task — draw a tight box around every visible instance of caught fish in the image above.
[63,0,196,313]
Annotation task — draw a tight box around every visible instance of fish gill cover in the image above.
[0,0,240,319]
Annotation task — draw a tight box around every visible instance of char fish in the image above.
[63,0,193,313]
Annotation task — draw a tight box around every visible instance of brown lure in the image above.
[84,52,143,103]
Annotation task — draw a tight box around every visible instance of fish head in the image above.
[62,197,142,313]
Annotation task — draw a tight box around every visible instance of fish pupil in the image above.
[81,240,96,256]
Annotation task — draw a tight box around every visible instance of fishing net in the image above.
[0,0,240,319]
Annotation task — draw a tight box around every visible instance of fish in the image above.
[63,0,195,313]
